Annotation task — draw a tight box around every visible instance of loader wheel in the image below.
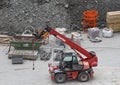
[78,72,89,82]
[55,73,66,83]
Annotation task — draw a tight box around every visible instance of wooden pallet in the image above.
[107,23,120,32]
[106,11,120,32]
[8,50,38,60]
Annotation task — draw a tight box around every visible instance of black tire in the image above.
[78,72,89,82]
[55,73,66,83]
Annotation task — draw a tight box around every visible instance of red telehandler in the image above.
[33,26,98,83]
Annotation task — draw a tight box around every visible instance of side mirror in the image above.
[89,51,96,56]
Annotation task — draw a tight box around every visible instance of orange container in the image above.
[83,10,98,27]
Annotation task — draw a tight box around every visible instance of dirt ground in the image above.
[0,33,120,85]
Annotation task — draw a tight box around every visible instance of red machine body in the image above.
[34,27,98,83]
[49,28,98,67]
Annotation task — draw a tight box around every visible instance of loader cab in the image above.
[59,52,78,70]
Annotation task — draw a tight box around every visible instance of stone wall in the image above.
[0,0,120,34]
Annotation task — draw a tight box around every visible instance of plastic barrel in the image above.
[83,10,98,27]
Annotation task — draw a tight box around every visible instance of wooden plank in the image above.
[107,11,120,16]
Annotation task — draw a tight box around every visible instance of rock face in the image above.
[0,0,120,34]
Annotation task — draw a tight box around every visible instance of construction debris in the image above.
[71,32,82,45]
[51,46,65,61]
[102,28,113,38]
[55,28,66,47]
[88,27,102,42]
[39,46,52,61]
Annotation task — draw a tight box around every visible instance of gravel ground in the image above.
[0,33,120,85]
[0,0,120,33]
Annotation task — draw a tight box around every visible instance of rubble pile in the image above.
[0,0,120,33]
